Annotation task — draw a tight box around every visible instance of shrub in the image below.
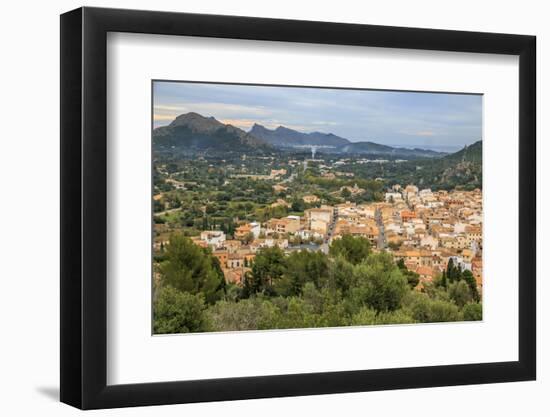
[153,286,210,334]
[462,303,483,321]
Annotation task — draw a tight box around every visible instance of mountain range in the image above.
[249,123,444,157]
[249,123,349,147]
[153,112,271,154]
[153,112,456,158]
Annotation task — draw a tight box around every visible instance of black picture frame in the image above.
[60,6,536,410]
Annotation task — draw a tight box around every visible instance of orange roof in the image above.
[415,266,433,277]
[236,224,252,233]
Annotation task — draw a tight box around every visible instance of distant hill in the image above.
[381,140,482,190]
[153,112,272,155]
[338,141,391,153]
[250,123,349,147]
[340,142,443,158]
[442,140,482,164]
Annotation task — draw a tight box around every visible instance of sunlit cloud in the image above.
[219,118,260,130]
[154,102,272,125]
[214,118,319,133]
[310,121,341,127]
[399,129,437,137]
[154,113,180,121]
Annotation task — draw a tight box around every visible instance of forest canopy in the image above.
[153,234,482,334]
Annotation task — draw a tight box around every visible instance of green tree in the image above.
[301,282,325,314]
[396,258,420,289]
[351,252,408,312]
[341,187,352,199]
[159,234,225,304]
[276,250,329,296]
[242,231,255,245]
[462,302,483,321]
[324,256,355,294]
[276,297,318,329]
[461,270,480,302]
[403,291,461,323]
[439,270,448,289]
[329,235,371,265]
[448,280,472,308]
[351,307,415,325]
[406,292,432,322]
[428,300,461,322]
[446,258,461,283]
[245,247,286,296]
[225,218,236,236]
[210,255,226,295]
[291,198,306,212]
[153,286,210,334]
[153,199,164,213]
[207,297,280,331]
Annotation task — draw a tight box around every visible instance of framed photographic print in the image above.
[60,6,536,409]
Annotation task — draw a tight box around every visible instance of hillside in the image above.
[250,124,349,147]
[380,140,482,190]
[442,140,482,164]
[153,113,272,155]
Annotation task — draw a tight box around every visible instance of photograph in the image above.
[151,81,483,334]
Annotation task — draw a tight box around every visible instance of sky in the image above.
[153,81,482,152]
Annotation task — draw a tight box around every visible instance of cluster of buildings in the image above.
[382,185,483,291]
[183,200,383,285]
[189,228,289,284]
[157,183,482,293]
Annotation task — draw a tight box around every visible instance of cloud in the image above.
[153,81,482,147]
[219,118,260,130]
[154,102,272,124]
[310,121,341,127]
[153,113,182,121]
[219,118,316,132]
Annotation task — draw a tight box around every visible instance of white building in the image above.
[385,192,403,203]
[249,222,261,239]
[449,255,472,272]
[305,207,333,225]
[200,230,226,248]
[453,222,467,234]
[419,188,433,198]
[420,235,439,250]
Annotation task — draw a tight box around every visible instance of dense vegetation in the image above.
[363,141,482,191]
[153,234,482,334]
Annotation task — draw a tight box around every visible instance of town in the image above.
[153,153,482,297]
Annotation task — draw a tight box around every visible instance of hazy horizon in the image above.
[153,81,482,151]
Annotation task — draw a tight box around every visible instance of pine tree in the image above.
[461,270,480,302]
[159,234,225,304]
[440,270,447,289]
[446,258,455,283]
